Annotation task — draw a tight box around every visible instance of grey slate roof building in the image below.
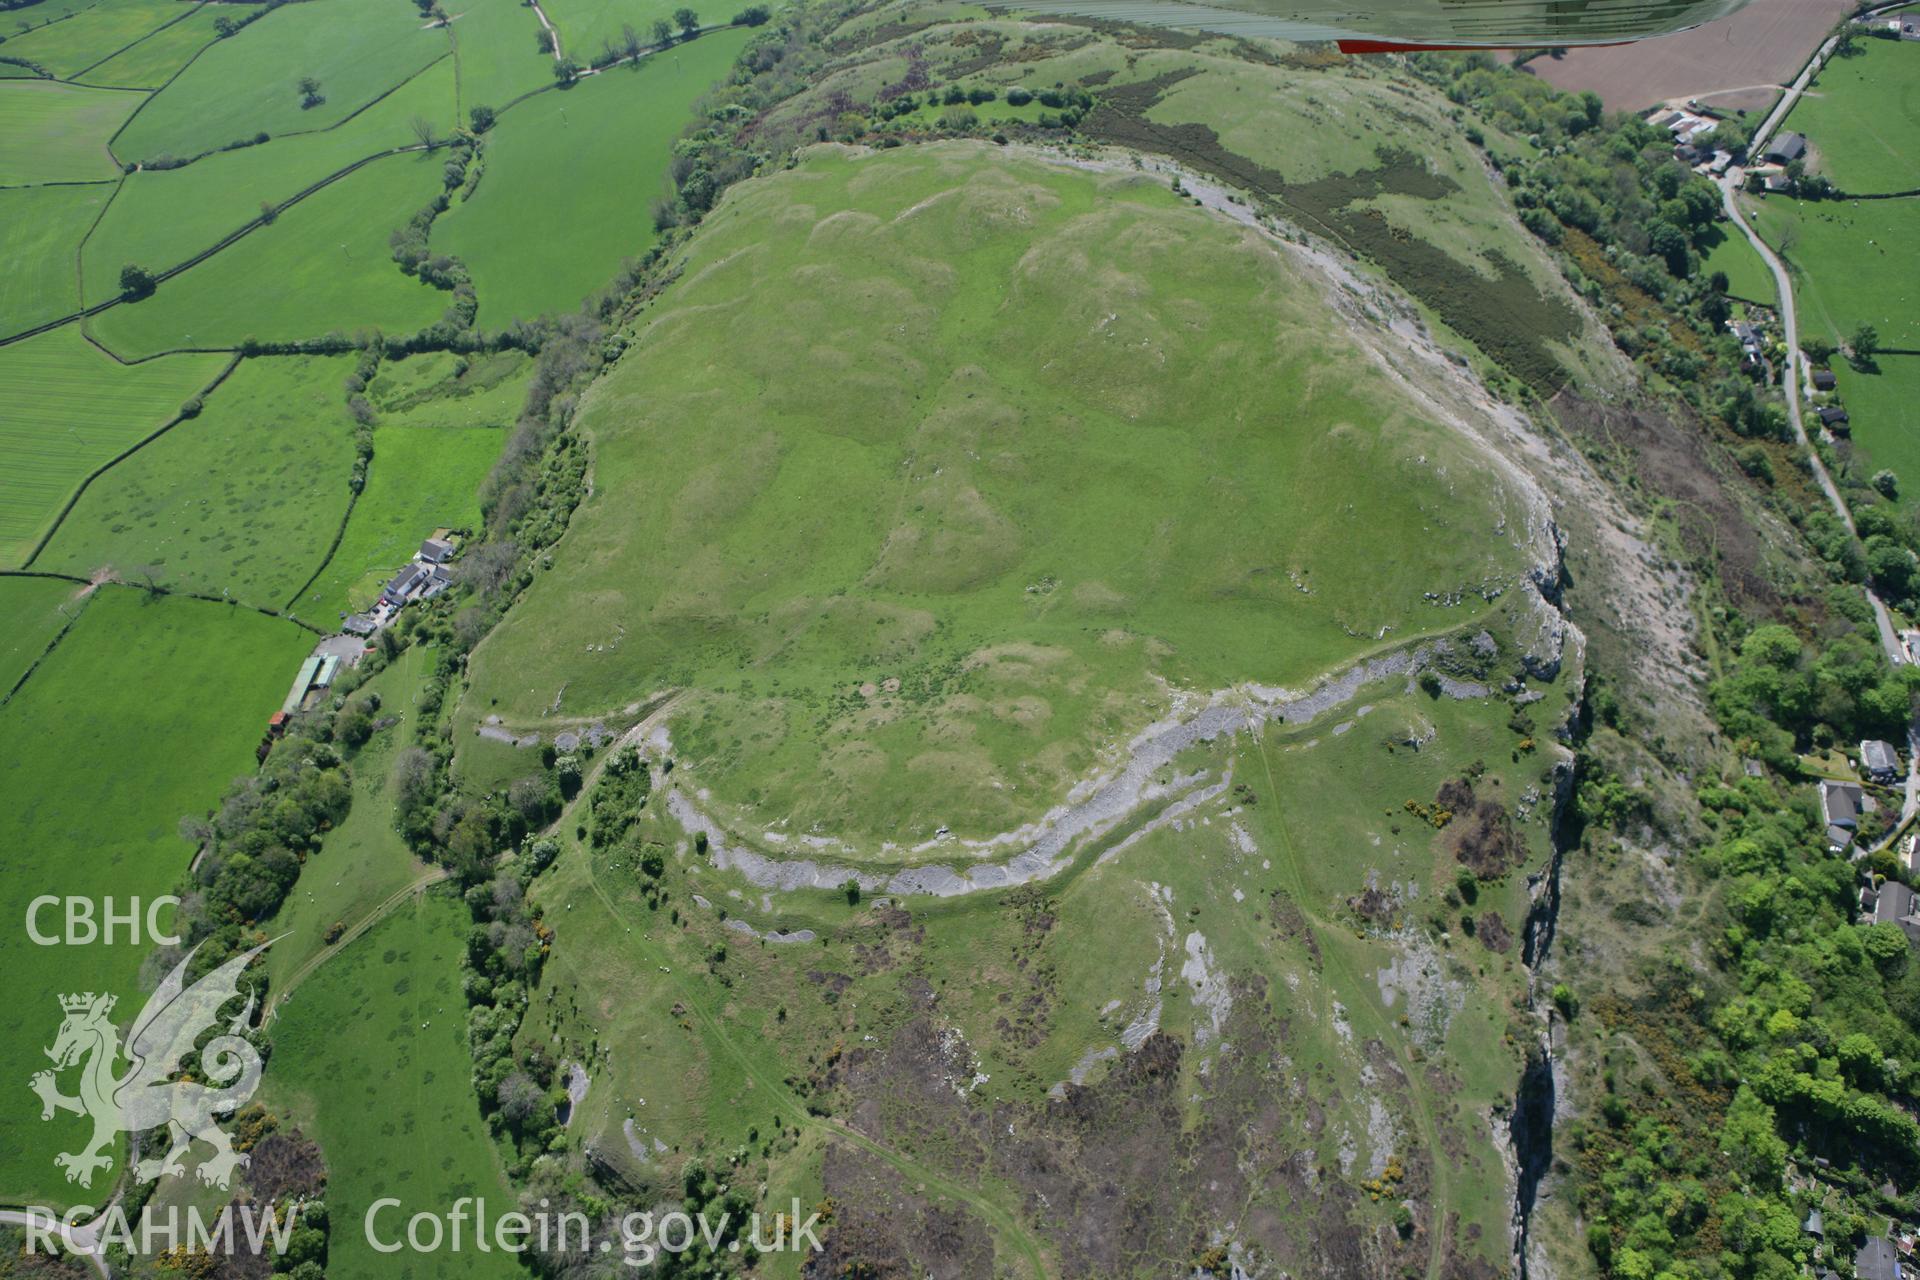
[419,537,455,564]
[1862,739,1901,784]
[1822,779,1870,852]
[1812,368,1837,391]
[1874,881,1920,944]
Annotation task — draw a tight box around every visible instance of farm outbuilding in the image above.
[1764,132,1806,164]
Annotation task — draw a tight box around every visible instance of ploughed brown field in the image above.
[1529,0,1852,113]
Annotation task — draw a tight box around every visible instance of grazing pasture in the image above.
[447,0,552,110]
[0,575,87,696]
[435,27,749,322]
[0,78,137,182]
[75,2,259,90]
[299,423,500,615]
[466,143,1534,847]
[78,59,457,306]
[0,0,105,39]
[1787,40,1920,195]
[1834,359,1920,509]
[0,328,225,566]
[1695,222,1774,302]
[540,0,714,67]
[0,183,107,336]
[40,355,357,606]
[1748,194,1920,507]
[0,587,309,1206]
[371,347,530,428]
[0,0,190,79]
[1750,196,1920,354]
[265,890,522,1280]
[88,150,452,358]
[112,0,450,163]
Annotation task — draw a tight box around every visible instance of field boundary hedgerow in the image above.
[16,351,239,564]
[0,573,93,707]
[61,0,209,88]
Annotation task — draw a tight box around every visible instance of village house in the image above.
[1818,405,1851,432]
[1822,778,1873,853]
[1811,368,1838,392]
[1862,739,1901,784]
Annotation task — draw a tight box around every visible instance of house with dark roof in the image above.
[418,564,453,600]
[1819,405,1852,431]
[1822,779,1871,851]
[1873,881,1920,944]
[419,537,455,564]
[1766,132,1807,165]
[1863,739,1901,784]
[381,563,430,606]
[1811,368,1837,391]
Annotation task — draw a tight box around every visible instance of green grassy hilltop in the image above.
[467,142,1536,848]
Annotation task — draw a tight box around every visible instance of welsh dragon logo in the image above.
[29,941,270,1190]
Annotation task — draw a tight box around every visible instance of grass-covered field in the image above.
[1696,221,1775,302]
[0,0,190,79]
[1787,39,1920,195]
[262,643,433,993]
[435,28,749,323]
[1749,194,1920,497]
[467,142,1533,848]
[1752,195,1920,353]
[78,59,457,306]
[0,575,86,696]
[0,329,226,565]
[73,2,243,89]
[0,78,137,182]
[0,587,309,1205]
[0,183,106,336]
[112,0,450,163]
[295,350,520,615]
[301,423,500,616]
[540,0,715,66]
[265,889,522,1280]
[40,354,356,605]
[88,150,452,357]
[447,0,552,110]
